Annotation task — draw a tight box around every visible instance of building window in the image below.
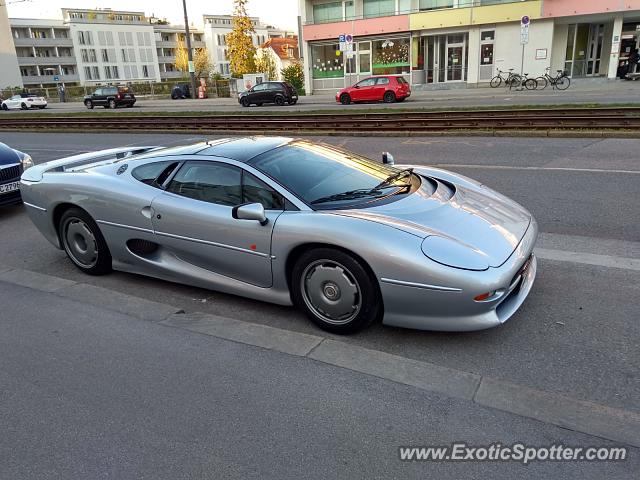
[363,0,395,18]
[84,66,92,79]
[142,65,149,78]
[419,0,454,10]
[372,38,410,75]
[92,66,100,79]
[358,41,371,74]
[313,2,343,24]
[312,44,343,79]
[480,30,495,66]
[101,49,109,62]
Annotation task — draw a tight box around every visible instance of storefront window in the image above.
[312,44,344,79]
[313,2,343,24]
[480,44,493,65]
[372,38,410,75]
[419,0,454,11]
[363,0,395,18]
[412,36,424,70]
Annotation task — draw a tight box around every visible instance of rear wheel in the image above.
[59,208,112,275]
[340,93,351,105]
[291,248,381,334]
[524,78,537,90]
[274,95,285,106]
[555,75,571,91]
[489,76,502,88]
[535,76,548,90]
[20,103,28,110]
[383,91,396,103]
[1,104,7,111]
[108,99,117,109]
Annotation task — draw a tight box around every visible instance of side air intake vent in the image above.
[127,239,159,256]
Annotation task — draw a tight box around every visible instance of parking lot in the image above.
[1,131,638,477]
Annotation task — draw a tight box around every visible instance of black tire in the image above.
[555,75,571,91]
[383,91,396,103]
[58,208,112,275]
[489,76,502,88]
[274,95,285,106]
[108,99,117,109]
[340,93,351,105]
[20,103,28,110]
[1,104,7,111]
[84,100,93,109]
[240,97,250,107]
[524,78,537,90]
[291,248,381,334]
[535,76,548,90]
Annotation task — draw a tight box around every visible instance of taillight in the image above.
[116,94,121,99]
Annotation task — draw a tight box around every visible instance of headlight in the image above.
[20,154,34,170]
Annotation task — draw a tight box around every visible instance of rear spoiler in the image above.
[21,146,162,182]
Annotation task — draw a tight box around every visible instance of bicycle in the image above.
[490,68,522,88]
[535,67,571,90]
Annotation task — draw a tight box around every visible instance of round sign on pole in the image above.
[521,15,530,26]
[345,34,353,43]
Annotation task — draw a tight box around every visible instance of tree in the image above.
[255,48,277,80]
[281,62,305,95]
[226,0,256,77]
[194,47,211,79]
[174,39,189,78]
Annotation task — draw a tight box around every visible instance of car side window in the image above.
[242,171,284,210]
[94,89,102,96]
[376,77,390,85]
[132,161,177,186]
[167,161,242,206]
[11,95,20,100]
[252,83,266,92]
[356,78,376,87]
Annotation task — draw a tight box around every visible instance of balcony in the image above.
[157,55,177,64]
[22,73,80,84]
[160,71,185,79]
[17,56,77,66]
[13,37,73,47]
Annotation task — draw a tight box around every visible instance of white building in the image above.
[0,4,23,89]
[62,8,161,85]
[153,23,206,81]
[203,14,290,76]
[10,18,78,87]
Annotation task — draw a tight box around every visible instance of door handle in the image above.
[141,206,154,219]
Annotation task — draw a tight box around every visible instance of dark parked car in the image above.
[84,86,136,109]
[171,84,191,99]
[0,142,33,206]
[238,81,298,107]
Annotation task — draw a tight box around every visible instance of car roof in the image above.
[195,136,293,162]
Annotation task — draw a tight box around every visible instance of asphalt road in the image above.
[3,282,637,479]
[1,131,639,418]
[3,80,640,113]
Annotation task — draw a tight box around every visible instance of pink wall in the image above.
[302,15,409,42]
[542,0,640,18]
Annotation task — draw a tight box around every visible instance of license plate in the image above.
[0,182,20,194]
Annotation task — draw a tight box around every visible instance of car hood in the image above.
[0,143,21,166]
[333,174,531,268]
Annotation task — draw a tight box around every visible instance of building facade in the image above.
[0,4,23,89]
[257,36,301,80]
[299,0,640,93]
[203,15,291,76]
[153,24,205,81]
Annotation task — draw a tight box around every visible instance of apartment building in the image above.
[0,4,23,88]
[203,14,290,76]
[299,0,640,93]
[62,8,161,85]
[153,24,206,81]
[10,18,78,87]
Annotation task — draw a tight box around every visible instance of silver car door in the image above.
[150,160,282,288]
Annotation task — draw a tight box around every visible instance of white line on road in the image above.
[435,164,640,174]
[536,248,640,271]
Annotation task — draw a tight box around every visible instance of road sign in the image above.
[339,33,353,52]
[520,15,530,45]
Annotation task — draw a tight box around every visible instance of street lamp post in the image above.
[181,0,198,99]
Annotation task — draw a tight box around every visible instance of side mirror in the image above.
[382,152,395,165]
[354,85,360,89]
[232,203,268,226]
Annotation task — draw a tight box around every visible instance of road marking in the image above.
[435,164,640,174]
[536,248,640,271]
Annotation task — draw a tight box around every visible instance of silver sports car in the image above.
[21,137,537,334]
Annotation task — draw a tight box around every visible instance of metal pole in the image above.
[182,0,198,99]
[520,44,525,76]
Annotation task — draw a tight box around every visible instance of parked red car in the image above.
[336,76,411,105]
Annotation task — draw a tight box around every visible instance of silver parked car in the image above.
[21,137,537,334]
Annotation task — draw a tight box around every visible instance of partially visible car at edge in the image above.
[0,142,33,206]
[84,86,136,109]
[336,76,411,105]
[1,93,48,110]
[238,81,298,107]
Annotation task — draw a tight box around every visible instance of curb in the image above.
[0,265,638,448]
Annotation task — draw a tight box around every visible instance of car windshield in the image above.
[248,140,413,209]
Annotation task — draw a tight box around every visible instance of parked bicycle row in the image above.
[490,67,571,91]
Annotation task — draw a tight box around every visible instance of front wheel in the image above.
[240,97,250,107]
[59,208,112,275]
[108,99,117,109]
[340,93,351,105]
[489,76,503,88]
[1,104,7,111]
[20,103,28,110]
[524,78,537,90]
[535,76,548,90]
[555,75,571,91]
[383,91,396,103]
[291,248,381,334]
